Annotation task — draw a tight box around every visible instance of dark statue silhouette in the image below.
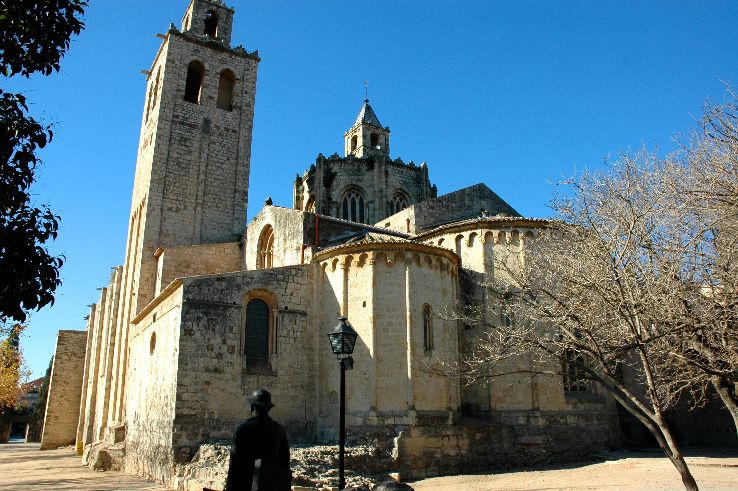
[223,389,291,491]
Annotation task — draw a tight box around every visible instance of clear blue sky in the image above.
[7,0,738,378]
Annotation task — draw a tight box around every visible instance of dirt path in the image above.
[2,443,737,490]
[410,450,738,491]
[0,443,169,490]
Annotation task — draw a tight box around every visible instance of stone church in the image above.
[40,0,622,486]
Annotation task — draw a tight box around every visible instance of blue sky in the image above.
[7,0,738,378]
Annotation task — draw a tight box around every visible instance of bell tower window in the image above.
[184,61,204,104]
[204,11,219,37]
[370,133,379,148]
[217,69,235,111]
[350,135,358,153]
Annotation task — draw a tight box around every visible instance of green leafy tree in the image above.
[0,0,87,327]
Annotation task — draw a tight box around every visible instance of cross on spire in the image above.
[364,80,369,101]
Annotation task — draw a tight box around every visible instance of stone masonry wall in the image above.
[41,330,88,449]
[315,245,461,441]
[243,206,307,270]
[302,154,432,224]
[393,410,622,480]
[156,241,241,295]
[381,183,520,234]
[418,219,619,416]
[170,265,315,462]
[124,286,184,482]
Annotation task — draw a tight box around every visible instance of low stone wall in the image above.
[394,410,621,479]
[173,441,381,491]
[170,409,621,489]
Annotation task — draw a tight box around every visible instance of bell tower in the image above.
[344,99,391,158]
[124,0,260,315]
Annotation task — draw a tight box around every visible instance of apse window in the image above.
[423,304,434,352]
[150,332,156,355]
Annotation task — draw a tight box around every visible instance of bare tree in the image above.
[656,97,738,430]
[426,152,702,490]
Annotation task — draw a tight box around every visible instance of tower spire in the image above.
[344,98,390,158]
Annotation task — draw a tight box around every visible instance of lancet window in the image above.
[340,189,366,223]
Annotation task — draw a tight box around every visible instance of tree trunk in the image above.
[645,414,699,491]
[711,376,738,437]
[605,387,699,491]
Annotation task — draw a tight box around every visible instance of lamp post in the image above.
[327,317,358,490]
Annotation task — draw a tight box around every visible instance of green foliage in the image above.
[0,0,87,78]
[0,91,63,323]
[0,0,86,324]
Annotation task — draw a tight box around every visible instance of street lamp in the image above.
[327,317,358,490]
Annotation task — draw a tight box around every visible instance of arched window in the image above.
[370,133,379,148]
[423,304,434,352]
[350,135,358,153]
[500,297,514,327]
[455,235,463,261]
[390,191,409,215]
[204,10,219,37]
[184,61,204,104]
[340,189,366,223]
[563,348,591,393]
[245,299,270,365]
[305,195,315,213]
[256,225,274,269]
[216,69,235,111]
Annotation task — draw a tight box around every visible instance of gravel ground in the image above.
[0,443,168,490]
[2,443,737,490]
[410,449,738,491]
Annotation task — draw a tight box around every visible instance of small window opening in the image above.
[184,61,205,104]
[370,133,379,148]
[217,69,235,111]
[423,304,434,352]
[350,135,358,153]
[149,332,156,355]
[204,11,219,37]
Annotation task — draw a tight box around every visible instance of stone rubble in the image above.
[174,441,393,490]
